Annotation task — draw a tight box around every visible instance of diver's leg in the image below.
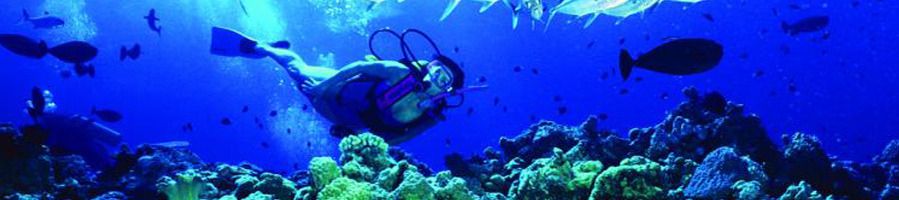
[256,45,338,82]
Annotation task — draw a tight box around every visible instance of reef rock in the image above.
[783,132,833,193]
[684,147,768,199]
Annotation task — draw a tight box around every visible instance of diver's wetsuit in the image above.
[258,45,441,143]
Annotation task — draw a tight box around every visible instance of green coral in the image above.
[243,191,273,200]
[342,160,375,182]
[339,133,395,172]
[569,160,603,195]
[590,156,664,200]
[429,171,475,200]
[158,170,206,200]
[253,173,297,200]
[376,161,419,191]
[309,157,341,191]
[779,181,824,200]
[732,180,766,200]
[233,175,259,198]
[318,177,388,200]
[390,170,436,200]
[508,148,576,200]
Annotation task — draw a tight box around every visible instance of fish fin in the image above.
[619,49,635,81]
[479,0,498,13]
[120,47,127,61]
[543,9,557,32]
[38,40,48,58]
[780,21,790,33]
[583,13,600,29]
[511,5,520,30]
[440,0,463,21]
[22,9,29,21]
[270,41,291,49]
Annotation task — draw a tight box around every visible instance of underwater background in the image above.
[1,0,897,177]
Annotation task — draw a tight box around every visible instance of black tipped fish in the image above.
[119,43,141,61]
[145,9,162,36]
[0,34,48,59]
[619,38,723,80]
[782,16,829,36]
[91,106,123,123]
[50,41,98,64]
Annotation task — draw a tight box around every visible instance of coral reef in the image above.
[2,87,898,200]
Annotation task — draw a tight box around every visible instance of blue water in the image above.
[1,0,897,172]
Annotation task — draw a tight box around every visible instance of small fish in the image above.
[503,106,509,112]
[598,113,609,121]
[92,106,123,123]
[261,142,270,148]
[306,141,312,148]
[619,88,629,95]
[49,41,98,64]
[553,95,563,102]
[467,107,475,116]
[0,34,48,59]
[242,105,249,113]
[269,110,278,117]
[287,128,292,134]
[440,0,503,21]
[119,43,141,61]
[59,70,72,79]
[182,123,194,132]
[738,52,749,60]
[445,138,452,147]
[454,46,460,53]
[788,81,798,93]
[494,97,501,106]
[557,106,568,115]
[753,70,765,78]
[618,37,626,45]
[145,9,162,36]
[586,41,596,49]
[782,16,829,36]
[513,65,523,72]
[73,63,96,78]
[701,13,715,22]
[221,117,232,125]
[477,76,488,83]
[531,68,540,75]
[21,10,64,29]
[619,38,723,80]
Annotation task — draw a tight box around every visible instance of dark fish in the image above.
[0,34,48,59]
[782,16,829,36]
[477,76,487,83]
[91,107,123,123]
[445,138,452,147]
[586,41,596,49]
[821,31,831,40]
[529,115,537,122]
[466,107,474,116]
[21,10,64,29]
[660,92,669,100]
[788,81,798,93]
[221,117,232,125]
[701,13,715,22]
[753,70,764,78]
[618,37,626,45]
[119,43,141,61]
[74,63,95,78]
[49,41,98,64]
[493,97,500,106]
[269,110,278,117]
[27,87,46,119]
[619,38,723,80]
[145,9,162,36]
[634,77,644,82]
[788,4,802,10]
[182,123,194,132]
[306,141,312,148]
[513,65,523,72]
[557,106,568,115]
[531,68,539,75]
[242,105,249,113]
[287,128,292,134]
[702,92,727,114]
[598,113,609,121]
[454,46,460,53]
[502,106,508,113]
[851,0,860,7]
[619,88,629,95]
[553,95,563,102]
[260,142,270,148]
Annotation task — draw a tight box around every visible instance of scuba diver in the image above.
[210,27,484,144]
[25,87,123,169]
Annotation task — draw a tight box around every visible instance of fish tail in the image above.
[780,21,790,33]
[440,0,462,21]
[479,0,498,13]
[543,10,556,32]
[38,40,48,58]
[619,49,635,81]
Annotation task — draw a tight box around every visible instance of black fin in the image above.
[619,49,635,81]
[271,41,290,49]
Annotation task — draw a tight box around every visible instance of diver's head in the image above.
[423,56,464,93]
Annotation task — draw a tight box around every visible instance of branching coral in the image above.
[339,133,395,172]
[508,148,575,200]
[309,157,341,191]
[779,181,825,200]
[318,177,388,200]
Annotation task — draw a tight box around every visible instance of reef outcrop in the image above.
[1,87,897,199]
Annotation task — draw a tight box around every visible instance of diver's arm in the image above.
[256,45,338,82]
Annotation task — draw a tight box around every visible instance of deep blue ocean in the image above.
[1,0,896,173]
